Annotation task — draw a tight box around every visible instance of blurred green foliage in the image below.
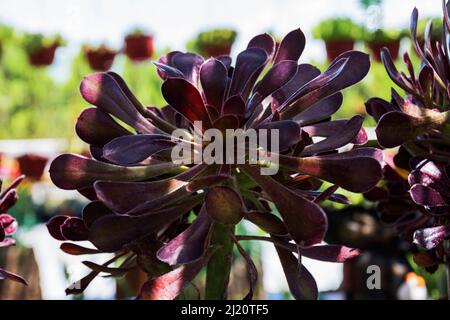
[417,17,442,42]
[0,33,68,139]
[313,17,364,41]
[363,28,408,43]
[187,28,237,55]
[20,33,64,54]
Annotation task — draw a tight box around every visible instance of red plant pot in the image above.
[325,40,355,62]
[368,40,400,63]
[17,153,48,181]
[85,49,117,71]
[201,42,233,57]
[28,45,58,67]
[124,35,154,62]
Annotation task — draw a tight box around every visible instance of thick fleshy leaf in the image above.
[257,120,301,152]
[94,164,205,213]
[244,211,288,236]
[82,201,113,227]
[1,175,24,196]
[65,255,121,295]
[186,174,230,192]
[299,245,360,262]
[77,186,99,201]
[302,116,367,145]
[408,161,445,187]
[153,61,184,79]
[207,104,220,121]
[46,216,69,241]
[0,268,28,286]
[365,97,396,122]
[80,73,158,134]
[0,190,18,212]
[89,199,199,252]
[222,95,246,118]
[60,217,89,241]
[82,260,132,277]
[157,207,213,265]
[66,271,98,295]
[410,184,446,207]
[125,188,195,217]
[50,154,181,190]
[294,93,343,125]
[275,245,318,300]
[280,51,370,119]
[381,48,416,95]
[236,235,358,263]
[205,187,243,225]
[106,71,153,118]
[299,116,364,156]
[298,189,351,205]
[200,58,228,110]
[278,58,348,113]
[102,134,175,165]
[247,33,276,59]
[229,47,268,97]
[172,52,204,84]
[248,61,298,110]
[217,55,232,71]
[138,251,211,300]
[155,51,182,79]
[274,28,306,64]
[75,107,131,146]
[413,225,450,250]
[60,243,102,255]
[376,110,450,148]
[272,64,321,111]
[162,78,211,127]
[279,148,383,193]
[241,165,327,247]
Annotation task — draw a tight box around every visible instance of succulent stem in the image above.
[204,223,234,299]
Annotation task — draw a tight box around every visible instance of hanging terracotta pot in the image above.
[201,42,233,57]
[367,39,401,63]
[324,40,355,62]
[16,153,48,181]
[124,34,154,62]
[84,46,117,71]
[28,44,59,67]
[193,29,237,58]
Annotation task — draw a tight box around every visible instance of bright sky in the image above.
[0,0,443,81]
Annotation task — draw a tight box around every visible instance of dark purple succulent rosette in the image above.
[366,2,450,157]
[363,152,425,237]
[48,28,382,299]
[0,175,27,285]
[366,1,450,275]
[408,160,450,266]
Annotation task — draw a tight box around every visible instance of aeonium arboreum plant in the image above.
[0,175,27,285]
[47,27,383,299]
[366,0,450,296]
